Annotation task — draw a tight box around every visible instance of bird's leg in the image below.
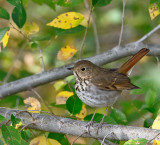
[85,108,97,133]
[97,106,109,134]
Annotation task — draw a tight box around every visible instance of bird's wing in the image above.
[91,69,138,91]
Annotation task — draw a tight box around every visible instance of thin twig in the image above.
[84,0,100,54]
[71,131,88,145]
[101,133,111,145]
[19,122,35,132]
[37,45,45,71]
[10,22,45,71]
[31,88,60,122]
[10,23,31,41]
[3,43,26,84]
[136,24,160,43]
[118,0,127,49]
[146,133,160,145]
[79,0,93,59]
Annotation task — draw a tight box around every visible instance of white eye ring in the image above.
[81,67,86,71]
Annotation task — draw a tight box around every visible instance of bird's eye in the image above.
[81,67,86,71]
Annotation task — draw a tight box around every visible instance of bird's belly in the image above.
[75,83,120,108]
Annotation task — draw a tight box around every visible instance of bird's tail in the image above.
[118,48,150,75]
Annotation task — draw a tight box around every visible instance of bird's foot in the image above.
[85,120,96,134]
[96,120,106,135]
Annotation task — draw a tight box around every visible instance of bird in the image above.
[68,48,149,131]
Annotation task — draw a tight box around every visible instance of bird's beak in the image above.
[67,66,74,70]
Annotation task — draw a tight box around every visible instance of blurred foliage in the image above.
[0,0,160,144]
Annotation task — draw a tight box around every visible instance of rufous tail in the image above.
[118,48,150,75]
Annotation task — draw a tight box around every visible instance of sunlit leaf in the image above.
[30,135,61,145]
[54,80,67,91]
[0,7,10,20]
[57,45,77,61]
[0,27,10,52]
[47,12,84,29]
[24,97,41,113]
[152,115,160,129]
[24,22,39,35]
[149,2,160,20]
[76,104,87,120]
[153,140,160,145]
[56,91,73,104]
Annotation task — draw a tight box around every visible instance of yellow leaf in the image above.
[57,45,77,61]
[10,122,24,129]
[30,135,61,145]
[76,104,87,120]
[24,97,41,113]
[149,3,160,20]
[54,80,67,91]
[0,29,10,52]
[47,12,84,29]
[56,91,73,104]
[153,140,160,145]
[30,135,47,145]
[47,138,61,145]
[152,115,160,129]
[24,22,39,35]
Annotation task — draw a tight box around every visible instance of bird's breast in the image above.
[75,79,120,108]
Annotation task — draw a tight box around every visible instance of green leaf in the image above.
[145,89,156,107]
[30,42,38,48]
[0,27,10,41]
[84,113,117,124]
[7,0,22,8]
[1,125,21,145]
[12,5,26,28]
[50,102,66,109]
[66,95,82,115]
[110,108,127,125]
[21,140,29,145]
[48,133,69,145]
[32,0,55,10]
[0,115,7,123]
[144,118,154,128]
[11,114,21,127]
[31,34,52,41]
[21,130,32,140]
[55,25,85,35]
[0,95,24,108]
[124,138,148,145]
[56,0,83,7]
[0,7,10,20]
[92,0,112,7]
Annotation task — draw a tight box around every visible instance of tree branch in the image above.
[0,43,159,99]
[0,108,160,142]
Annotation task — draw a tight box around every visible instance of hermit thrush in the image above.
[68,48,149,130]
